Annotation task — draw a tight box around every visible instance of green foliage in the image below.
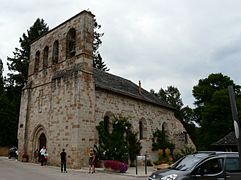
[152,129,174,151]
[159,86,183,110]
[181,106,197,124]
[155,86,183,119]
[0,59,4,93]
[0,59,19,146]
[93,19,109,72]
[193,73,238,107]
[94,53,109,72]
[7,18,49,87]
[96,116,141,164]
[192,73,241,150]
[126,127,142,166]
[0,92,19,146]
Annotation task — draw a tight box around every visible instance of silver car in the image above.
[149,151,241,180]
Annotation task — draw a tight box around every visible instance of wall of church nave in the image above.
[95,89,195,159]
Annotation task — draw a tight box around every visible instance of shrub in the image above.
[104,160,128,173]
[96,116,141,164]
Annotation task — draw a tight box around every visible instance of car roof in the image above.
[193,151,239,158]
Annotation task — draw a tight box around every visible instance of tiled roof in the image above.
[212,131,237,146]
[93,68,174,110]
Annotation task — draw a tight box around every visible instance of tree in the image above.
[181,106,196,124]
[154,86,183,119]
[192,73,241,150]
[0,59,18,146]
[7,18,49,87]
[0,59,4,93]
[93,19,109,71]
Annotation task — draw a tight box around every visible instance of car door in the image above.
[191,158,225,180]
[225,157,241,180]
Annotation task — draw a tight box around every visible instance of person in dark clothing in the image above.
[88,148,96,173]
[60,149,67,173]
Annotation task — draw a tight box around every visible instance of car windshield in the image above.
[171,154,206,171]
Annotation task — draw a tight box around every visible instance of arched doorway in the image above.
[31,125,47,162]
[39,133,46,150]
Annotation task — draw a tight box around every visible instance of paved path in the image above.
[0,157,155,180]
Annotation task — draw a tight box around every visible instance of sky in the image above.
[1,0,241,107]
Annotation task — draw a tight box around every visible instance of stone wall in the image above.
[94,89,195,158]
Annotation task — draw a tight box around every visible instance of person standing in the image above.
[44,149,48,165]
[60,149,67,173]
[40,146,46,166]
[88,148,96,173]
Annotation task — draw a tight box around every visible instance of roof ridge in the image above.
[93,68,174,110]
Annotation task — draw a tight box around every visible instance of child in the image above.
[88,148,96,173]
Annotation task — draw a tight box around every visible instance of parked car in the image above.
[8,146,18,159]
[149,151,241,180]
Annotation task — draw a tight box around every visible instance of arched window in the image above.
[66,28,76,58]
[43,46,49,69]
[104,116,110,132]
[162,122,167,133]
[139,121,143,140]
[52,40,59,64]
[183,131,188,144]
[34,51,40,72]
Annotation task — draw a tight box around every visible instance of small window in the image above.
[43,46,49,68]
[139,121,143,140]
[226,158,241,172]
[104,116,109,132]
[66,28,76,58]
[52,40,59,64]
[34,51,40,72]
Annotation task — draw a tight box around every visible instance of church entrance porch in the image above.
[31,125,47,163]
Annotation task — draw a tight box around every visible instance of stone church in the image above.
[18,10,195,168]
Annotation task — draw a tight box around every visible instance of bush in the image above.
[104,160,128,173]
[96,116,141,165]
